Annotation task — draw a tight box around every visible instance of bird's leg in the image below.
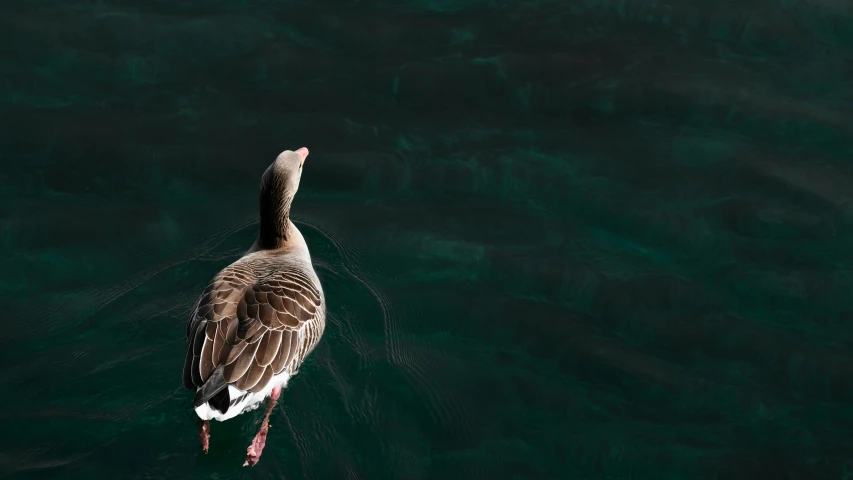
[243,385,282,467]
[198,420,210,453]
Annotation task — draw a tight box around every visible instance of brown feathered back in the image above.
[183,253,325,393]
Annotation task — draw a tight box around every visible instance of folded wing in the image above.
[183,265,323,394]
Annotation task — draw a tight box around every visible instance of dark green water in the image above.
[3,1,853,478]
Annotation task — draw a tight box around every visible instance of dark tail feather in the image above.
[208,389,230,414]
[194,367,228,408]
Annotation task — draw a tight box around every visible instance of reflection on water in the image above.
[2,0,853,478]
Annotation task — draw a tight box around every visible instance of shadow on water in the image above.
[3,0,853,479]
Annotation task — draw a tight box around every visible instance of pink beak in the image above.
[295,147,309,164]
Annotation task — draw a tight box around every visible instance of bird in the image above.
[182,147,326,467]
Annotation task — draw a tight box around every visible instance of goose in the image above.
[182,147,326,467]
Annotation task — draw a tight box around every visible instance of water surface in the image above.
[2,1,853,479]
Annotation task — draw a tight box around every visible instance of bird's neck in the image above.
[258,192,293,250]
[257,219,291,250]
[252,219,308,254]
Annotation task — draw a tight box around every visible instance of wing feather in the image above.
[199,334,216,380]
[182,343,195,388]
[211,323,226,366]
[183,262,324,398]
[191,323,206,356]
[237,359,266,391]
[224,317,239,343]
[224,340,250,365]
[251,366,274,393]
[256,330,282,367]
[271,331,294,373]
[223,339,262,381]
[189,324,206,386]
